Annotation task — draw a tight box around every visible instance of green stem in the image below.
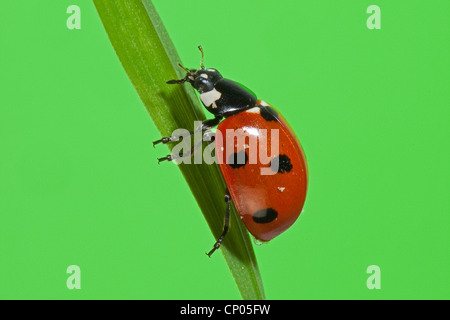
[93,0,265,300]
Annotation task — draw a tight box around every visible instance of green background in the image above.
[0,0,449,299]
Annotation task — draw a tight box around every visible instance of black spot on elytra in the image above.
[270,154,293,173]
[253,208,278,224]
[228,150,248,168]
[259,106,278,122]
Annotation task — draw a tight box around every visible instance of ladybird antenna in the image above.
[166,63,193,84]
[177,63,191,74]
[198,45,205,70]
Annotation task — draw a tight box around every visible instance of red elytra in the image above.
[215,100,308,242]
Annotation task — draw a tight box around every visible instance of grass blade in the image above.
[93,0,265,299]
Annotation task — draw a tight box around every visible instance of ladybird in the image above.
[154,46,308,256]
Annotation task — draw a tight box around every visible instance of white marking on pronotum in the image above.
[200,88,221,109]
[200,73,209,79]
[259,100,270,107]
[246,107,261,114]
[277,187,286,192]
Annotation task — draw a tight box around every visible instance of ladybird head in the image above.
[167,46,223,93]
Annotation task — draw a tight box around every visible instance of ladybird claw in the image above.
[206,249,215,258]
[153,137,170,147]
[206,242,221,257]
[157,155,172,163]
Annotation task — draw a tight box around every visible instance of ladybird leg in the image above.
[152,116,222,147]
[157,132,215,163]
[152,130,194,147]
[200,116,223,130]
[206,191,231,257]
[157,139,203,163]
